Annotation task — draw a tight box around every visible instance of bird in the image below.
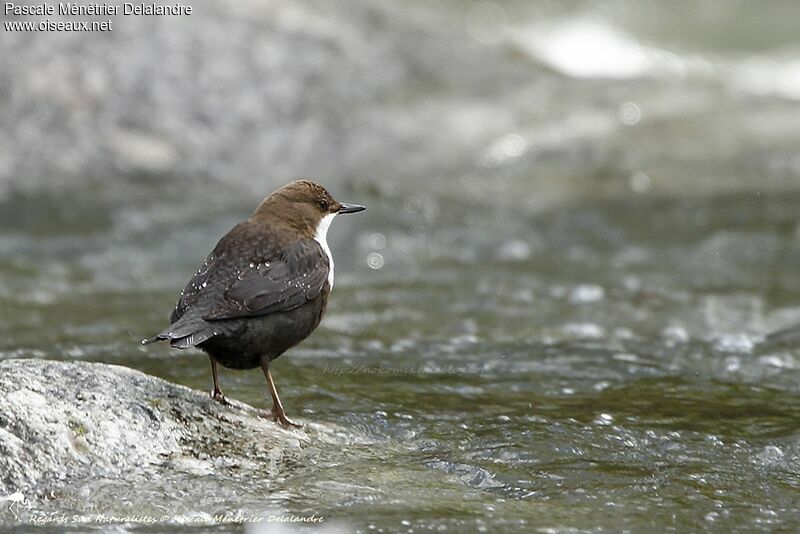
[144,180,365,427]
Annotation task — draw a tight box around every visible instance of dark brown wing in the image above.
[203,238,329,320]
[170,250,221,323]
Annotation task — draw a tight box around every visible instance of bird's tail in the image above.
[141,314,218,349]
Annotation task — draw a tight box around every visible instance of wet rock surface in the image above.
[0,359,302,501]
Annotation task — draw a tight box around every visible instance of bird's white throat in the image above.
[314,213,336,289]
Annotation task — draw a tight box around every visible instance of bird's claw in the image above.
[270,407,302,428]
[211,390,231,406]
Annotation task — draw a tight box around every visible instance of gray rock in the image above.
[0,359,303,500]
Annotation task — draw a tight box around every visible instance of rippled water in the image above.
[4,191,800,532]
[3,0,800,532]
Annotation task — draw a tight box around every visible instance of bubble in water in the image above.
[724,356,741,372]
[495,239,530,261]
[618,102,641,125]
[595,413,614,425]
[368,232,386,250]
[622,275,642,291]
[563,322,605,339]
[367,253,384,270]
[481,133,528,167]
[569,284,605,303]
[404,196,423,214]
[662,325,689,345]
[594,381,610,391]
[629,171,651,193]
[498,134,526,157]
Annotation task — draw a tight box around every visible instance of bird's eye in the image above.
[318,199,329,211]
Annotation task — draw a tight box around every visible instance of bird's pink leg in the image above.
[260,359,301,428]
[209,357,231,406]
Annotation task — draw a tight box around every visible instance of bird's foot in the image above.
[270,406,302,428]
[210,390,231,406]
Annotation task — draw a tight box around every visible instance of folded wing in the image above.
[145,237,330,348]
[203,238,330,320]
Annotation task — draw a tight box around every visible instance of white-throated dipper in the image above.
[144,180,365,427]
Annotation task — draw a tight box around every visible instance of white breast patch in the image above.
[314,213,336,289]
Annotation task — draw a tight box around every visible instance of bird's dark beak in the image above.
[338,202,366,214]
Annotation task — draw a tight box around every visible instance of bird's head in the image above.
[254,180,365,238]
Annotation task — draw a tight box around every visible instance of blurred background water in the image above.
[2,0,800,531]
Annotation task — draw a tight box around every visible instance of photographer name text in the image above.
[4,2,192,31]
